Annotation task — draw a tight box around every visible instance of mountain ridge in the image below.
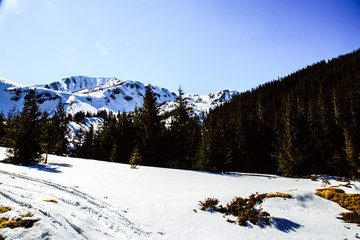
[0,76,238,116]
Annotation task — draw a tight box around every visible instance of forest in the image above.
[0,49,359,178]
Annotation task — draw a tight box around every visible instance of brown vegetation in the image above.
[199,192,292,226]
[316,187,360,224]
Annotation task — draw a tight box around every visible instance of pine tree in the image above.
[4,90,44,165]
[171,87,200,169]
[71,126,86,157]
[0,111,5,146]
[129,145,141,168]
[40,112,59,163]
[78,124,96,159]
[138,85,163,166]
[53,98,69,155]
[273,96,296,176]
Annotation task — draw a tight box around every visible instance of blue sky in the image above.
[0,0,359,94]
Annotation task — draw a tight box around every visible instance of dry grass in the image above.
[317,187,360,224]
[200,193,273,226]
[337,212,360,224]
[199,198,219,211]
[0,207,11,214]
[0,217,38,229]
[267,193,293,199]
[329,182,353,188]
[43,199,58,203]
[0,205,38,232]
[316,188,360,213]
[19,213,33,218]
[199,192,293,226]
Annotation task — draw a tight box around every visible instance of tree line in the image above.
[69,86,201,169]
[0,90,69,165]
[0,49,359,177]
[200,49,360,177]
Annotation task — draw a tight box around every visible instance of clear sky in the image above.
[0,0,359,94]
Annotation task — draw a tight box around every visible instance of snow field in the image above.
[0,147,359,239]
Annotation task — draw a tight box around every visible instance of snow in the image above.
[0,77,25,89]
[0,76,239,119]
[0,147,359,239]
[160,90,239,116]
[0,76,180,117]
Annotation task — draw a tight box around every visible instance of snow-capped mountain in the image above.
[0,76,238,116]
[160,90,239,116]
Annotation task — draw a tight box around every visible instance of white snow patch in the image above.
[0,147,359,239]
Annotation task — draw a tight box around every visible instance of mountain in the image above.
[0,76,238,116]
[160,90,239,116]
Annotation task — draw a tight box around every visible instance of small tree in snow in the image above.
[129,145,141,169]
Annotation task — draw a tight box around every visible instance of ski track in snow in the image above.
[0,169,152,240]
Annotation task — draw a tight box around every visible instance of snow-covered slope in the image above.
[0,76,237,117]
[160,90,239,116]
[0,147,359,239]
[0,78,28,115]
[38,76,124,93]
[0,76,177,116]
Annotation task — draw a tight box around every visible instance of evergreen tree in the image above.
[129,145,141,168]
[272,96,296,176]
[0,111,5,146]
[78,124,96,159]
[40,112,59,163]
[4,90,44,165]
[71,126,86,157]
[53,98,69,155]
[113,113,136,163]
[171,87,200,169]
[138,86,164,166]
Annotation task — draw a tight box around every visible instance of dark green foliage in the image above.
[70,126,86,157]
[41,99,69,162]
[52,99,69,155]
[137,86,165,167]
[199,49,360,177]
[0,112,5,146]
[3,90,44,165]
[40,112,57,163]
[170,87,201,169]
[73,111,86,123]
[78,124,96,159]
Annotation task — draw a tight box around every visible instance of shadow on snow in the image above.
[269,218,302,233]
[194,170,278,179]
[28,163,72,173]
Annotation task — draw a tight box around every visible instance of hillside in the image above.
[0,76,238,116]
[198,49,360,177]
[0,147,359,239]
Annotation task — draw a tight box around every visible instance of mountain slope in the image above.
[198,49,360,176]
[0,76,238,116]
[160,90,239,116]
[0,147,358,240]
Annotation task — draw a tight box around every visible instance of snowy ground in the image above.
[0,147,359,239]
